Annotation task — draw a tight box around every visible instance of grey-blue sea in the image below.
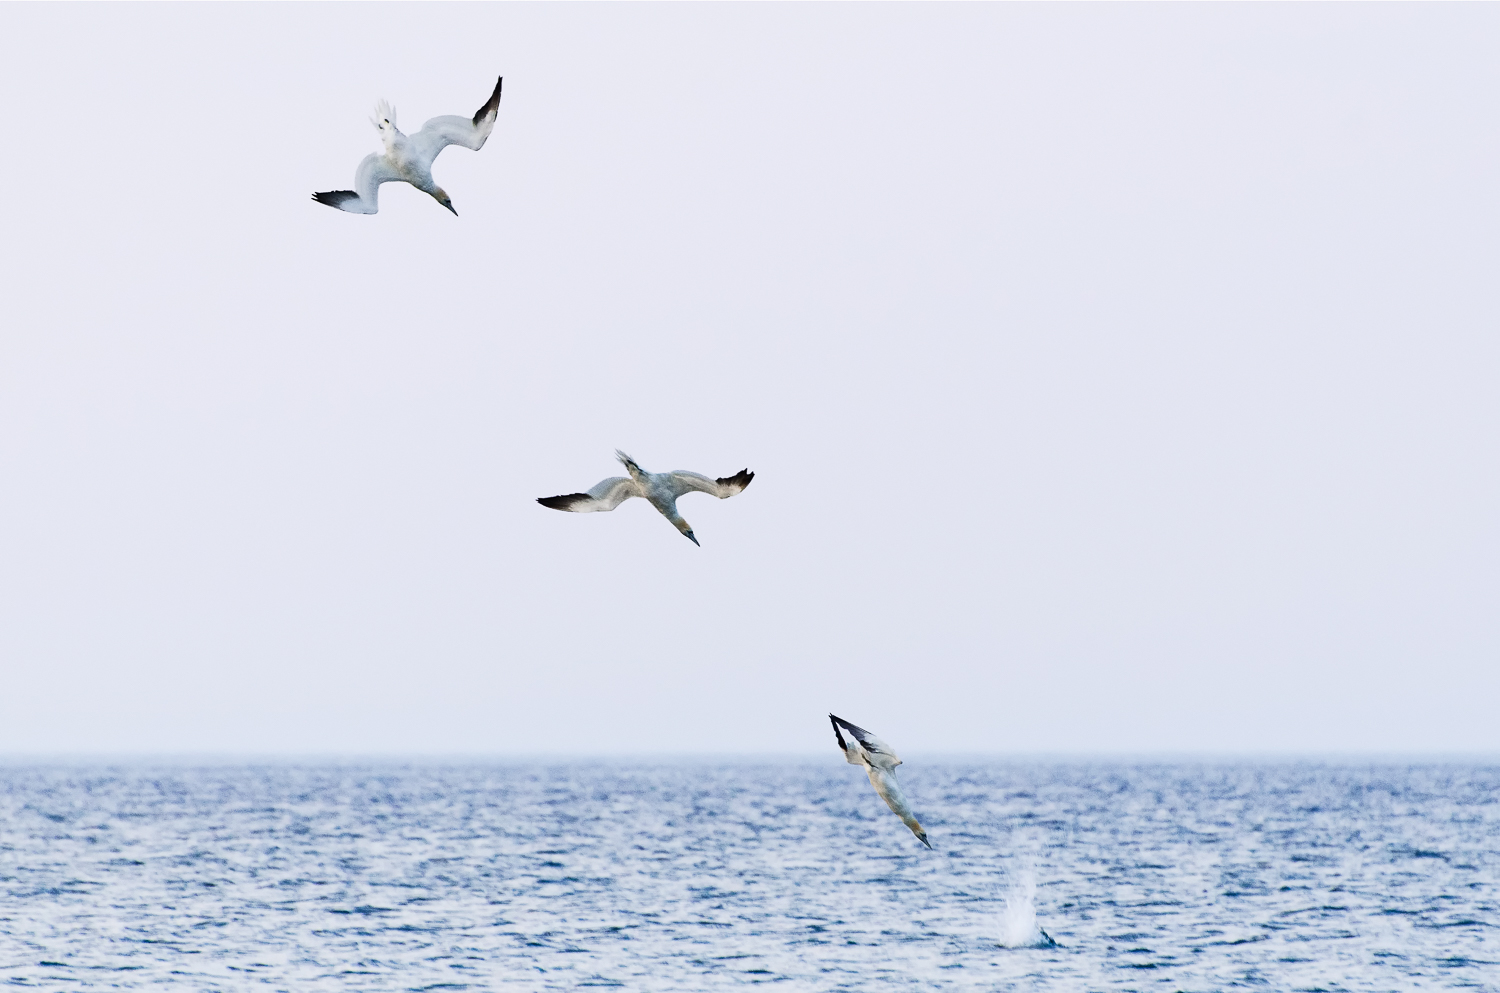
[1,761,1495,991]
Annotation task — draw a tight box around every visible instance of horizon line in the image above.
[2,750,1497,766]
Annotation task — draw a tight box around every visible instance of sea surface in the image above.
[1,761,1496,991]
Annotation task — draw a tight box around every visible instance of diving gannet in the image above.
[830,713,932,849]
[313,76,503,215]
[537,450,754,546]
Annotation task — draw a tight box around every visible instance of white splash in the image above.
[997,870,1055,948]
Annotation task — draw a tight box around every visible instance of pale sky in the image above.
[1,4,1496,757]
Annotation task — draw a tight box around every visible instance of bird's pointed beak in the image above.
[684,530,700,546]
[443,202,458,216]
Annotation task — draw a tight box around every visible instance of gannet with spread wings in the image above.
[537,450,753,546]
[830,713,932,849]
[313,76,503,215]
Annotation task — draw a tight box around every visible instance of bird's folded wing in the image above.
[668,469,754,499]
[829,713,866,765]
[830,714,902,770]
[868,766,930,847]
[537,476,640,513]
[410,77,503,167]
[867,766,915,820]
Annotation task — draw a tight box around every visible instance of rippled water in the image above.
[2,761,1496,990]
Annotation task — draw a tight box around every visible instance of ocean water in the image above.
[1,761,1496,991]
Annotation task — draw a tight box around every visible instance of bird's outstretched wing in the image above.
[668,469,754,499]
[313,153,398,214]
[830,714,902,771]
[537,475,640,513]
[409,76,503,169]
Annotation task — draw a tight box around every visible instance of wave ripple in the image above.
[1,762,1496,990]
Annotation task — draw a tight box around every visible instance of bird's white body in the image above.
[314,78,503,215]
[830,714,931,848]
[537,451,754,546]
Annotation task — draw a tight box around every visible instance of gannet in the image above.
[830,714,932,849]
[313,76,503,215]
[537,451,754,546]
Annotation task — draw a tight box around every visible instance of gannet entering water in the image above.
[537,450,754,546]
[997,871,1059,948]
[313,76,503,215]
[830,714,932,849]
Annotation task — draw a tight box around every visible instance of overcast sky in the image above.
[1,4,1496,758]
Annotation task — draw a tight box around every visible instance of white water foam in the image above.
[997,869,1054,948]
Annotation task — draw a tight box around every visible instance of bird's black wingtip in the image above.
[716,468,754,492]
[312,190,359,209]
[473,75,503,126]
[538,493,588,511]
[830,714,874,741]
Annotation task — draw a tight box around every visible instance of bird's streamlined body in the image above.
[314,76,503,215]
[830,713,932,849]
[537,451,754,546]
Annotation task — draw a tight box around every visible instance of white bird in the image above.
[830,713,932,849]
[313,76,503,216]
[537,450,754,546]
